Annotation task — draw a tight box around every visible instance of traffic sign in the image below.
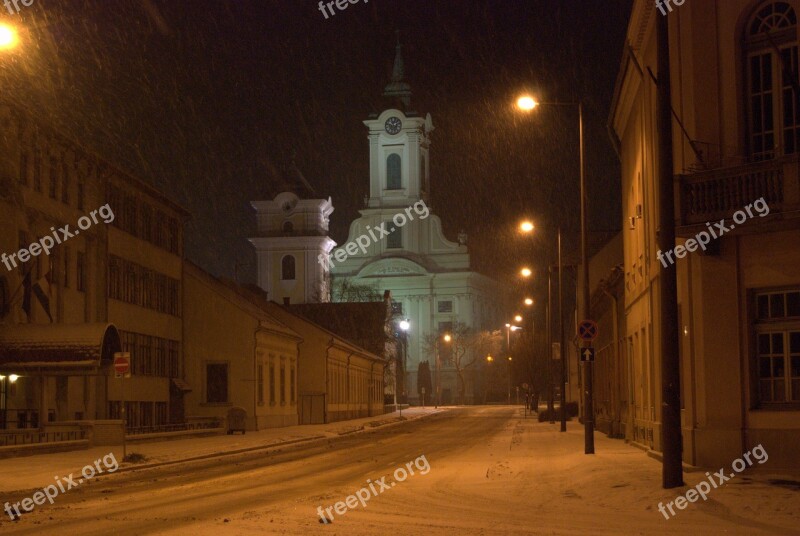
[114,352,131,378]
[578,320,598,341]
[580,347,595,362]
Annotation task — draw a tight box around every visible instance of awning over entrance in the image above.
[0,323,122,371]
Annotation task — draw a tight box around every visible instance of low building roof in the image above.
[0,323,121,370]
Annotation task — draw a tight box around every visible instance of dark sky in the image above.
[1,0,632,300]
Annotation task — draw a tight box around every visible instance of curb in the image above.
[113,410,443,476]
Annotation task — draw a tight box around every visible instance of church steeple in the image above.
[382,32,412,109]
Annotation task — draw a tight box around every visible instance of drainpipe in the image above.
[325,338,334,423]
[253,325,259,431]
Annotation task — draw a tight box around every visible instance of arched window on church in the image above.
[746,1,799,160]
[387,154,401,190]
[281,255,296,281]
[282,221,294,234]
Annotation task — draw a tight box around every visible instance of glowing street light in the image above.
[486,355,494,363]
[520,267,532,278]
[0,23,19,50]
[443,333,451,343]
[399,319,410,331]
[520,220,535,233]
[9,374,19,383]
[516,95,538,111]
[514,314,523,323]
[524,298,534,306]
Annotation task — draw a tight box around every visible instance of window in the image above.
[206,363,229,403]
[140,204,153,242]
[290,366,295,403]
[755,289,800,404]
[282,221,294,234]
[258,364,264,404]
[438,300,453,313]
[19,152,28,185]
[0,276,8,318]
[392,300,403,315]
[269,361,276,404]
[18,231,29,271]
[386,154,401,190]
[280,362,286,404]
[281,255,296,280]
[61,161,69,204]
[746,2,800,160]
[63,247,70,288]
[33,151,41,192]
[77,182,85,210]
[386,225,402,249]
[48,157,58,199]
[76,251,86,292]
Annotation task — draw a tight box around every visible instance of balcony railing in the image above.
[678,156,798,227]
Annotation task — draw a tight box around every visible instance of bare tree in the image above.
[330,278,383,302]
[422,322,502,405]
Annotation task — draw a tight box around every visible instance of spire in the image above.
[382,31,412,109]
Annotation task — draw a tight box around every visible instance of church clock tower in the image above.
[364,40,434,209]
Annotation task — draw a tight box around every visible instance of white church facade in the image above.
[250,41,508,405]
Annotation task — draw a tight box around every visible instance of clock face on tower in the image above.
[384,116,402,135]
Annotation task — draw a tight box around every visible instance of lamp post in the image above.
[435,333,451,408]
[517,96,593,453]
[398,319,410,417]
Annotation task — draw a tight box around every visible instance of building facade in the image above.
[0,100,190,432]
[260,300,386,423]
[183,262,301,430]
[610,0,800,469]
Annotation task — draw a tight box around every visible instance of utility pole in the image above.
[558,227,567,432]
[547,268,555,424]
[578,101,595,455]
[657,12,684,489]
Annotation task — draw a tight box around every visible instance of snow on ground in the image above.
[0,406,797,535]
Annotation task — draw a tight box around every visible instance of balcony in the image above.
[677,155,800,235]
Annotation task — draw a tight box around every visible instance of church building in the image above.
[250,41,508,405]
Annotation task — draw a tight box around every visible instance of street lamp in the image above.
[396,319,411,415]
[435,333,451,408]
[507,356,513,404]
[519,219,566,432]
[514,314,523,323]
[0,23,19,51]
[524,298,534,306]
[520,267,532,278]
[516,93,593,452]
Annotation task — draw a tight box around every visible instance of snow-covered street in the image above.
[1,406,797,535]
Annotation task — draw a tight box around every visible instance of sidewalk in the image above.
[0,407,445,494]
